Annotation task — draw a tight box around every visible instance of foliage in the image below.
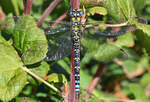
[0,0,150,102]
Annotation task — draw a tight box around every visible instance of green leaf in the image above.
[135,23,150,36]
[116,0,136,19]
[28,62,50,85]
[123,60,138,73]
[140,73,150,87]
[88,6,107,16]
[0,0,19,15]
[113,33,134,47]
[64,0,70,9]
[0,38,27,101]
[104,0,136,21]
[94,43,121,62]
[133,0,145,15]
[48,73,67,84]
[80,69,92,89]
[136,30,150,55]
[10,0,20,16]
[16,97,40,102]
[0,69,27,102]
[13,15,48,65]
[0,16,15,34]
[129,83,149,101]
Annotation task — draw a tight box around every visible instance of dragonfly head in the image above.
[69,9,83,17]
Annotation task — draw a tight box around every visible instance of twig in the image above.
[37,0,60,27]
[86,21,129,28]
[69,48,75,102]
[23,0,32,15]
[51,11,68,26]
[22,66,60,93]
[64,83,69,102]
[70,0,80,9]
[85,63,105,100]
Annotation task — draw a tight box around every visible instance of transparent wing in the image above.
[42,21,71,35]
[85,17,148,37]
[44,30,71,61]
[41,21,72,61]
[1,16,147,64]
[21,31,72,64]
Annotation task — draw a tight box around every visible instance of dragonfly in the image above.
[0,9,147,99]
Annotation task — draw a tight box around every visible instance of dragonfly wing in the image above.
[22,31,72,63]
[42,21,70,35]
[44,31,71,61]
[93,26,136,37]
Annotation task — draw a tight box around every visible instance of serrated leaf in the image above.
[0,39,23,71]
[0,68,27,102]
[116,0,136,19]
[103,0,125,22]
[104,0,136,22]
[0,38,27,101]
[12,15,48,65]
[88,7,107,16]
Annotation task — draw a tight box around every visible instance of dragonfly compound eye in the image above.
[79,11,83,16]
[69,11,74,16]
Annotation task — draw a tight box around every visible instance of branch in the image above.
[23,0,32,15]
[22,66,60,93]
[70,0,80,9]
[37,0,60,27]
[51,11,68,26]
[85,63,105,100]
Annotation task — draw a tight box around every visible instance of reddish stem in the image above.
[64,83,69,102]
[70,0,80,9]
[69,48,75,102]
[37,0,60,27]
[23,0,32,15]
[85,63,105,100]
[51,11,68,26]
[69,0,80,102]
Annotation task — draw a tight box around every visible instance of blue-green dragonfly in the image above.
[0,13,147,98]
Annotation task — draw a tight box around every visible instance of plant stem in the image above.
[70,0,80,9]
[23,0,32,15]
[69,48,75,102]
[22,66,60,93]
[37,0,60,27]
[51,11,68,26]
[85,63,105,100]
[69,0,80,102]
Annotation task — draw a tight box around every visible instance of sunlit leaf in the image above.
[0,37,26,101]
[88,6,107,16]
